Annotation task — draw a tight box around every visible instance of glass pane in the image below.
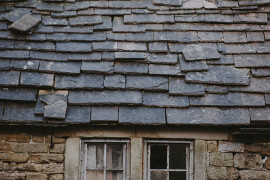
[169,144,187,169]
[86,170,104,180]
[150,145,167,169]
[87,145,96,169]
[169,171,186,180]
[107,144,123,169]
[106,170,123,180]
[96,144,104,169]
[151,171,168,180]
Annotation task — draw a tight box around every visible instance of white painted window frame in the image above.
[80,139,131,180]
[143,140,194,180]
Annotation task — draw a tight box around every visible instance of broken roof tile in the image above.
[3,8,31,23]
[44,99,67,119]
[9,14,40,33]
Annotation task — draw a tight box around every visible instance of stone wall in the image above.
[206,140,270,180]
[0,133,65,180]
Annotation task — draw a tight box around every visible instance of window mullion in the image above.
[104,143,107,180]
[167,145,170,180]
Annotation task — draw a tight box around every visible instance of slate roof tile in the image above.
[0,60,10,70]
[114,62,148,74]
[250,107,270,122]
[64,1,90,11]
[94,8,132,15]
[179,54,208,72]
[30,51,68,61]
[124,14,175,24]
[81,61,114,74]
[0,88,37,102]
[251,69,270,77]
[2,8,31,23]
[65,106,91,123]
[147,54,178,64]
[104,75,125,89]
[40,61,81,75]
[42,16,67,26]
[20,72,54,87]
[44,99,67,119]
[113,17,145,33]
[169,78,205,96]
[0,50,29,59]
[69,15,103,26]
[0,71,20,86]
[205,85,228,94]
[229,77,270,93]
[36,1,64,12]
[56,42,92,52]
[115,52,147,60]
[149,64,184,76]
[234,54,270,68]
[91,106,118,122]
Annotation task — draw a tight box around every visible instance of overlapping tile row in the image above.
[0,0,269,125]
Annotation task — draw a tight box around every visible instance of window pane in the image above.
[107,144,123,169]
[169,144,186,169]
[106,170,123,180]
[150,145,167,169]
[169,171,186,180]
[87,145,97,169]
[96,144,104,169]
[86,170,104,180]
[151,171,168,180]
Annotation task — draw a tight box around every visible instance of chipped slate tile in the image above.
[69,16,102,26]
[3,103,43,122]
[68,90,142,105]
[66,106,90,123]
[169,78,205,96]
[147,54,178,64]
[91,106,118,122]
[81,61,114,74]
[44,99,67,119]
[230,77,270,93]
[114,62,148,74]
[55,74,103,90]
[179,55,208,72]
[20,72,54,87]
[126,76,168,91]
[35,94,67,115]
[0,71,20,86]
[143,92,189,107]
[234,55,270,68]
[104,75,125,89]
[0,88,37,102]
[119,107,165,125]
[3,8,31,22]
[113,17,145,33]
[39,61,81,74]
[250,107,270,122]
[167,108,250,125]
[0,60,10,70]
[186,65,250,85]
[190,93,265,107]
[56,42,92,52]
[115,52,147,60]
[149,64,184,76]
[182,43,220,61]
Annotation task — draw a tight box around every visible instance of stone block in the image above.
[126,75,168,91]
[1,134,31,143]
[209,152,233,167]
[30,154,63,163]
[64,1,90,10]
[10,153,29,163]
[37,2,64,12]
[0,172,25,180]
[218,141,245,152]
[257,42,270,53]
[68,90,142,105]
[55,74,104,90]
[0,87,37,102]
[246,143,270,156]
[239,170,270,180]
[26,173,47,180]
[167,107,250,125]
[119,107,165,124]
[9,14,40,32]
[207,167,238,180]
[11,143,49,153]
[43,164,63,174]
[198,31,223,42]
[39,61,81,75]
[66,106,91,123]
[94,16,112,30]
[143,92,189,107]
[49,174,63,180]
[207,141,217,152]
[104,75,125,89]
[234,153,263,169]
[186,65,250,85]
[20,72,54,87]
[169,78,205,96]
[125,32,153,42]
[49,144,65,154]
[0,50,29,59]
[182,43,220,61]
[178,31,198,42]
[91,106,118,122]
[222,44,256,54]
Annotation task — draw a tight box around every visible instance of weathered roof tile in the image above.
[114,62,148,74]
[39,61,81,74]
[169,78,205,96]
[66,106,90,123]
[81,61,114,74]
[104,75,125,89]
[20,72,54,87]
[91,106,118,122]
[0,88,37,102]
[0,71,20,86]
[69,15,102,26]
[250,107,270,122]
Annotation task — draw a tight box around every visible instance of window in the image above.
[80,139,130,180]
[144,140,194,180]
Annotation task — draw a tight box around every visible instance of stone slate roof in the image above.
[0,0,270,126]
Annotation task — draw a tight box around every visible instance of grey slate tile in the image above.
[147,54,178,64]
[26,34,46,41]
[68,90,142,105]
[234,55,270,68]
[64,1,90,10]
[3,102,43,122]
[163,23,189,31]
[124,14,174,24]
[266,94,270,105]
[70,32,106,41]
[247,32,265,42]
[0,50,29,59]
[30,51,68,61]
[66,106,91,123]
[56,42,92,52]
[168,43,186,53]
[114,62,148,74]
[54,26,93,34]
[179,55,208,72]
[0,40,15,49]
[37,1,64,12]
[39,61,81,74]
[51,11,76,18]
[113,17,145,33]
[0,22,7,30]
[205,85,228,94]
[108,1,147,8]
[81,61,114,74]
[0,71,20,86]
[46,33,71,41]
[104,75,125,89]
[182,43,220,61]
[223,32,247,43]
[91,106,118,122]
[190,93,265,107]
[153,0,182,6]
[143,92,189,107]
[185,65,250,86]
[42,16,67,26]
[257,42,270,53]
[15,0,37,8]
[125,32,154,42]
[15,41,55,51]
[234,13,268,24]
[198,31,223,42]
[0,87,37,102]
[126,75,168,91]
[205,14,233,23]
[35,94,67,115]
[175,14,204,22]
[250,107,270,122]
[222,44,257,54]
[102,52,115,61]
[69,16,102,26]
[55,74,104,90]
[178,31,198,43]
[44,99,67,119]
[149,42,168,53]
[92,41,117,52]
[94,16,112,30]
[94,8,131,15]
[20,72,54,87]
[78,8,94,15]
[251,69,270,77]
[3,8,31,22]
[169,78,205,96]
[115,52,147,60]
[207,55,234,65]
[167,107,250,125]
[149,64,184,76]
[229,77,270,93]
[118,42,147,52]
[68,53,102,61]
[154,31,178,42]
[0,60,10,70]
[0,102,3,120]
[35,24,54,33]
[119,107,165,125]
[9,14,40,32]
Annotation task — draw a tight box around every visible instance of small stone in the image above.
[29,154,63,163]
[209,152,233,167]
[182,44,220,61]
[239,170,270,180]
[246,143,270,156]
[26,173,47,180]
[44,100,67,119]
[207,141,217,152]
[49,174,63,180]
[10,153,29,163]
[234,153,263,169]
[218,141,245,152]
[43,164,63,174]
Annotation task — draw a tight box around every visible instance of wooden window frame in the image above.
[143,140,194,180]
[80,139,131,180]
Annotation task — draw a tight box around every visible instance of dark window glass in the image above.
[151,171,168,180]
[150,145,167,169]
[169,171,186,180]
[169,144,186,169]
